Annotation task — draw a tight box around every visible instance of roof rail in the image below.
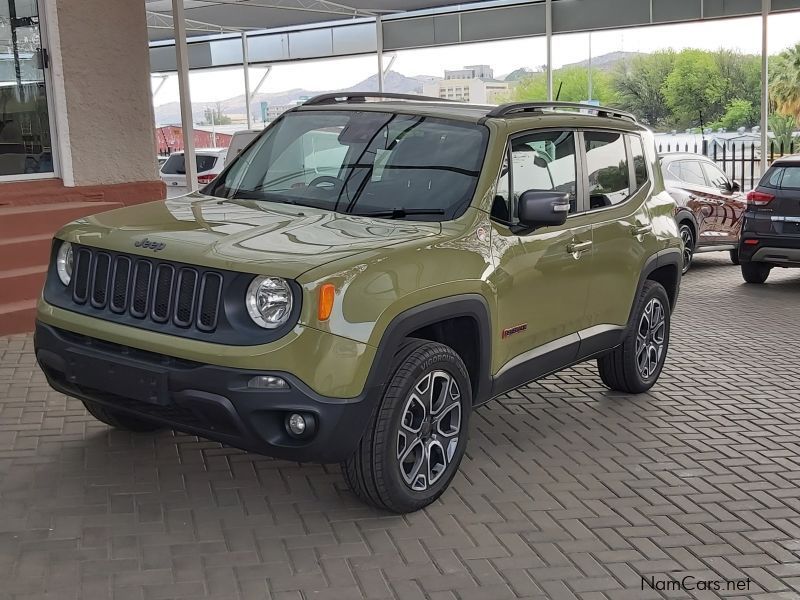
[303,92,451,106]
[487,102,637,122]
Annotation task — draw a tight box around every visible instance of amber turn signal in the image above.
[318,283,335,321]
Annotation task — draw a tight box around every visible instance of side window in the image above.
[585,131,630,210]
[512,130,578,214]
[679,160,707,187]
[629,135,648,191]
[701,161,730,189]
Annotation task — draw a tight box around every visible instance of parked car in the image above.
[661,153,747,273]
[35,95,682,513]
[159,148,227,188]
[738,154,800,283]
[157,156,168,169]
[225,128,262,164]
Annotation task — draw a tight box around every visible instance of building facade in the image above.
[0,0,163,334]
[423,65,513,104]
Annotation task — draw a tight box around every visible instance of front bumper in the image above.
[34,322,378,463]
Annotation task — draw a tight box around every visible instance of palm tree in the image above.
[770,43,800,120]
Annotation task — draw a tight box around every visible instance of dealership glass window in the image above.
[0,0,53,177]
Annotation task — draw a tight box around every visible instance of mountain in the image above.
[562,51,643,72]
[154,70,440,125]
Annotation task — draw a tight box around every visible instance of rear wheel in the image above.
[597,280,670,394]
[741,262,771,284]
[81,400,161,432]
[679,223,695,274]
[342,341,471,513]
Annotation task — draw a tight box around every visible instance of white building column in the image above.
[376,15,384,93]
[242,33,252,128]
[760,0,770,171]
[546,0,553,101]
[173,0,197,191]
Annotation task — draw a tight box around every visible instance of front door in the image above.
[489,129,594,374]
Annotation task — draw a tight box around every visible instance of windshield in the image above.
[206,110,489,221]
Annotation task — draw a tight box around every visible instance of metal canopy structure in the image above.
[150,0,798,190]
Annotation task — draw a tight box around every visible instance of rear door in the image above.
[700,160,746,243]
[669,160,720,242]
[584,131,656,329]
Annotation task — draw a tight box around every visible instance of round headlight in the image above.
[245,276,293,329]
[56,241,73,286]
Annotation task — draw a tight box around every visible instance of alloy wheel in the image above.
[680,225,694,273]
[635,298,666,380]
[397,370,462,492]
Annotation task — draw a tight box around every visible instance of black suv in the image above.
[739,155,800,283]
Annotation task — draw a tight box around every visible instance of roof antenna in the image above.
[555,81,564,102]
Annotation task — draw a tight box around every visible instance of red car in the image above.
[660,153,747,273]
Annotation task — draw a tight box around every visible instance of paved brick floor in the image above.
[2,254,800,600]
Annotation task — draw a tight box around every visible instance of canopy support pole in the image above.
[173,0,197,191]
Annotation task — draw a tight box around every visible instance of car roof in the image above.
[170,148,227,156]
[770,154,800,166]
[660,152,713,163]
[291,96,647,132]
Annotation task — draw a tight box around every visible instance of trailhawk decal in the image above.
[502,323,528,339]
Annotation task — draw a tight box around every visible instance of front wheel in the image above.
[741,262,771,284]
[597,280,670,394]
[729,249,740,265]
[342,341,471,513]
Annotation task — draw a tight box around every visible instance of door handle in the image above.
[567,241,593,254]
[631,224,652,236]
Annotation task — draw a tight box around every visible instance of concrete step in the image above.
[0,265,48,305]
[0,201,122,238]
[0,234,54,271]
[0,299,37,336]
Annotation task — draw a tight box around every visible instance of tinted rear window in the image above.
[762,166,800,189]
[161,154,218,174]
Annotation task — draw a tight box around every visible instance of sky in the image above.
[152,12,800,106]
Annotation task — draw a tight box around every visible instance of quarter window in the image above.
[629,136,648,190]
[585,132,630,210]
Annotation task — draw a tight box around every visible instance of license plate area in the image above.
[65,350,169,405]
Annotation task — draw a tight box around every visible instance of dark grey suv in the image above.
[738,155,800,283]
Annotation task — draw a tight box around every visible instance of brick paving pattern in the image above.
[2,254,800,599]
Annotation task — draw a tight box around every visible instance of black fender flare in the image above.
[626,248,683,327]
[363,295,493,405]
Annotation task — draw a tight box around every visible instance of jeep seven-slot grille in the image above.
[71,247,223,332]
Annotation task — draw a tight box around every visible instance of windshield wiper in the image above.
[351,208,445,219]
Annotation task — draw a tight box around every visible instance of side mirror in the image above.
[518,190,571,228]
[730,181,741,193]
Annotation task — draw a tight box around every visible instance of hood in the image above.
[57,194,442,279]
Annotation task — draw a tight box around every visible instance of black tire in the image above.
[81,400,162,432]
[679,222,695,274]
[741,262,771,284]
[342,340,471,513]
[729,249,740,265]
[597,280,670,394]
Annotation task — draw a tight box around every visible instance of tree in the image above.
[769,113,796,154]
[201,102,232,125]
[716,99,759,130]
[612,51,676,127]
[770,43,800,121]
[662,50,727,129]
[511,66,617,105]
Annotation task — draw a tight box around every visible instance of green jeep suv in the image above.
[35,94,682,513]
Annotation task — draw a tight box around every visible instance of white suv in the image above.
[160,148,227,190]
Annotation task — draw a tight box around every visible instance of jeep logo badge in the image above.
[134,238,166,252]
